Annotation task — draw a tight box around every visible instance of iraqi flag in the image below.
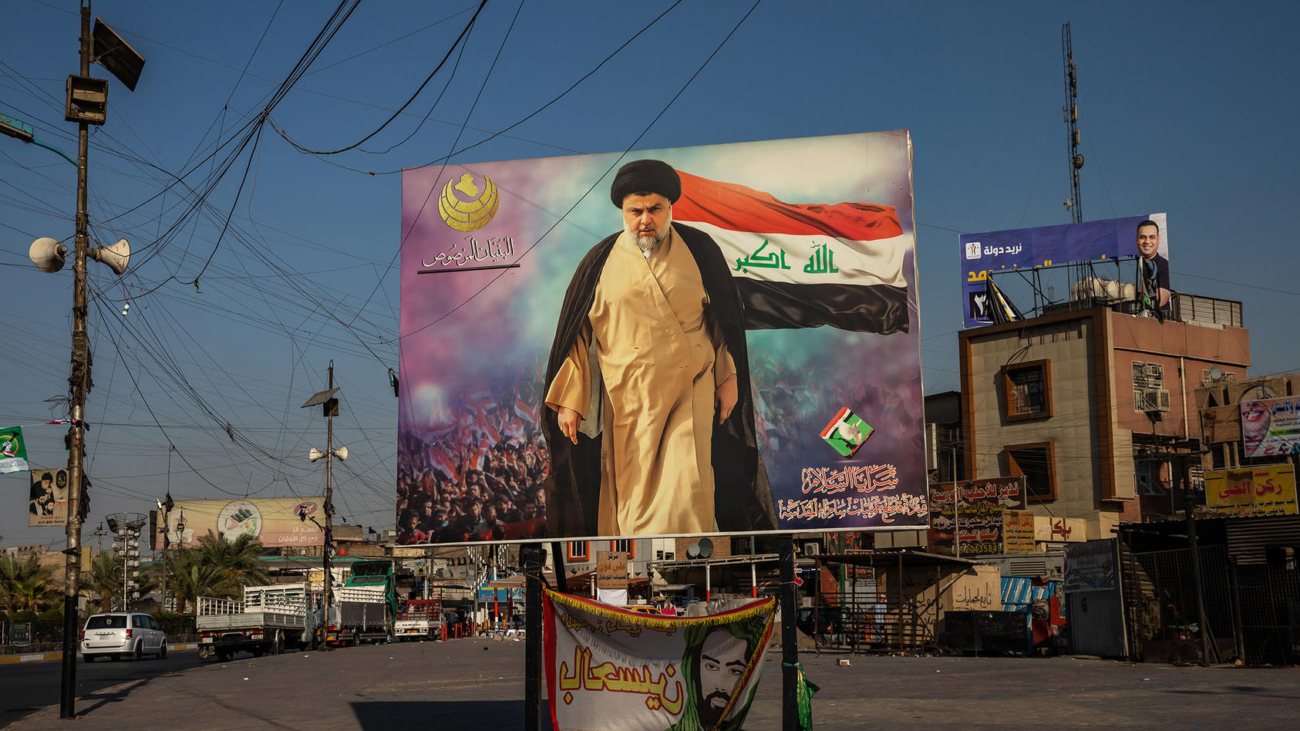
[674,171,910,333]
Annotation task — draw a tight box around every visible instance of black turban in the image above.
[610,159,681,208]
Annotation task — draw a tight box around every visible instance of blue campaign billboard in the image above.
[960,213,1169,328]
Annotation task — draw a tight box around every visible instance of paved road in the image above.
[0,650,208,726]
[6,638,1300,730]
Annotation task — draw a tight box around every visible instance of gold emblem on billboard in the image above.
[439,173,499,232]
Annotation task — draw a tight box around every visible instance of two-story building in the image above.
[959,293,1249,539]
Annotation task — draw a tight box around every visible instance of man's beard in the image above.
[627,216,671,254]
[698,690,730,726]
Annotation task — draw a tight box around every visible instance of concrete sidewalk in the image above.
[0,643,198,665]
[8,639,1300,730]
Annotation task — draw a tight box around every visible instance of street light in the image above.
[302,363,344,649]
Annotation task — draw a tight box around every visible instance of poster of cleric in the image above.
[397,131,927,544]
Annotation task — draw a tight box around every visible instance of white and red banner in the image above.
[544,588,776,731]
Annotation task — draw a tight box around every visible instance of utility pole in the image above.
[324,362,335,645]
[59,4,93,718]
[302,364,345,650]
[952,448,961,559]
[1181,455,1214,666]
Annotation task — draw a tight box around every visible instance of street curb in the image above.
[0,643,196,665]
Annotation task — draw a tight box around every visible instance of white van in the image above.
[81,612,167,662]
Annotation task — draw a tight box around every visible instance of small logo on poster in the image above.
[964,241,982,260]
[820,407,873,458]
[439,173,499,232]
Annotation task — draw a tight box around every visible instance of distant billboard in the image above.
[398,131,928,545]
[156,497,324,550]
[960,213,1169,328]
[1241,396,1300,459]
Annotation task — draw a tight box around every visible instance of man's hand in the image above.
[716,374,738,424]
[557,407,581,445]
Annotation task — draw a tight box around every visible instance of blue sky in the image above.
[2,0,1297,548]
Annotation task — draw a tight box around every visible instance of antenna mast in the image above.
[1062,22,1084,223]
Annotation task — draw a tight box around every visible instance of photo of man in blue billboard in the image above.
[1135,219,1170,310]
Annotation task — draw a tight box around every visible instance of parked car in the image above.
[81,612,167,662]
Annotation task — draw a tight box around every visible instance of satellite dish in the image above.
[89,238,131,276]
[1209,365,1223,382]
[29,237,67,273]
[334,445,348,462]
[308,447,324,462]
[698,538,714,559]
[687,543,700,559]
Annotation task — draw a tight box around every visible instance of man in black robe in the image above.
[541,160,777,537]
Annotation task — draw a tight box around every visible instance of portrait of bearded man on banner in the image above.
[543,159,777,538]
[671,620,769,731]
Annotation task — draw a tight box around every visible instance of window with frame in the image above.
[1004,442,1057,501]
[611,539,635,558]
[1002,360,1052,421]
[567,541,589,562]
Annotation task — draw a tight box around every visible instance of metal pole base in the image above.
[779,536,798,731]
[524,545,544,731]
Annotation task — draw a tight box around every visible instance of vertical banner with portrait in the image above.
[399,132,928,544]
[959,214,1169,328]
[28,467,70,527]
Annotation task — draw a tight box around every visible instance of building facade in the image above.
[959,301,1249,539]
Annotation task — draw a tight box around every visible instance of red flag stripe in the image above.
[675,171,903,241]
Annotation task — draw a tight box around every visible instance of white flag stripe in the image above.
[679,221,910,288]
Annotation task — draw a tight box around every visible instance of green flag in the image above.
[0,426,31,474]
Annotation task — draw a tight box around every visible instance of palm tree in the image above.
[195,531,270,591]
[0,553,57,614]
[165,551,226,615]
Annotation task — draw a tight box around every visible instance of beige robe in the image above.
[545,226,736,536]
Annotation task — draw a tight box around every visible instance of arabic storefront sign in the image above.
[960,214,1170,328]
[1241,396,1300,459]
[27,467,69,528]
[1063,539,1117,593]
[596,551,629,590]
[1206,464,1298,516]
[1002,510,1037,554]
[927,477,1028,556]
[399,131,928,544]
[1034,516,1086,543]
[543,588,775,731]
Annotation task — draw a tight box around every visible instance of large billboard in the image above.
[399,132,927,544]
[960,213,1169,328]
[1241,396,1300,459]
[155,497,324,550]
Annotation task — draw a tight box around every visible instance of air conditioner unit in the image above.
[1136,388,1170,413]
[1143,363,1162,378]
[803,542,820,556]
[1156,389,1172,412]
